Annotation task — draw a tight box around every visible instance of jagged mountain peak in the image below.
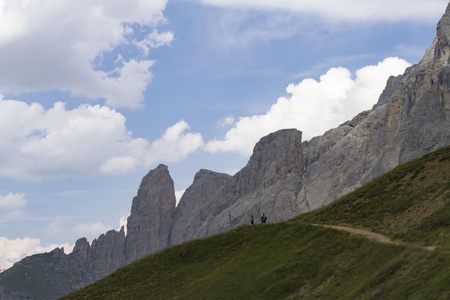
[3,4,450,299]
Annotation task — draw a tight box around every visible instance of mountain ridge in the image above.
[1,3,450,299]
[61,144,450,299]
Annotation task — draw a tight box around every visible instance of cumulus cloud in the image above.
[0,0,172,108]
[0,237,71,270]
[198,0,447,22]
[206,57,411,156]
[0,193,27,210]
[73,222,113,242]
[0,97,203,180]
[143,120,205,166]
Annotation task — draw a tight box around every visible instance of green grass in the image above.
[61,146,450,300]
[297,145,450,247]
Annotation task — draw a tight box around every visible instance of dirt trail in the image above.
[313,224,435,250]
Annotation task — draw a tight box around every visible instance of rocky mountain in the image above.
[1,3,450,300]
[124,165,176,265]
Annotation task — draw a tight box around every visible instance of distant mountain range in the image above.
[1,2,450,300]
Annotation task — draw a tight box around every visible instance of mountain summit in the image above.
[1,3,450,299]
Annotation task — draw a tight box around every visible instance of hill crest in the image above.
[1,2,450,300]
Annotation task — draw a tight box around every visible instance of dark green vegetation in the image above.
[62,146,450,299]
[0,251,88,300]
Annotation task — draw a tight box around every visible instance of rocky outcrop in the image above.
[2,3,450,300]
[169,169,231,246]
[124,164,176,264]
[185,129,306,239]
[89,227,126,279]
[0,165,176,300]
[166,2,450,240]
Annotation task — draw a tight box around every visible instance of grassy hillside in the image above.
[296,145,450,248]
[61,146,450,300]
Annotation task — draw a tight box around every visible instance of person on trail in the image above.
[250,215,254,225]
[260,213,267,224]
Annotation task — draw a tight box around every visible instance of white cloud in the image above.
[44,215,73,237]
[0,193,27,210]
[205,9,306,50]
[119,215,129,235]
[198,0,447,22]
[0,210,27,224]
[73,222,112,242]
[0,97,203,180]
[0,237,70,270]
[0,193,28,224]
[175,189,186,206]
[45,216,113,243]
[206,57,411,155]
[199,0,447,50]
[143,120,205,166]
[0,0,171,108]
[218,116,235,127]
[133,29,175,57]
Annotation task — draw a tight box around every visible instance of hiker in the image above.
[260,213,267,224]
[250,215,254,225]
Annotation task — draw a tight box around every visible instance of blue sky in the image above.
[0,0,447,270]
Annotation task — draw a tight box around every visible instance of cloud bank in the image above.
[0,237,71,270]
[0,97,203,180]
[206,57,411,156]
[1,211,130,271]
[0,192,28,224]
[198,0,447,22]
[0,0,172,108]
[0,193,27,211]
[200,0,447,50]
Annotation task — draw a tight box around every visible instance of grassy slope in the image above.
[62,146,450,300]
[297,145,450,248]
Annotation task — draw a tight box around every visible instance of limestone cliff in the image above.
[167,2,450,240]
[177,129,306,241]
[2,3,450,300]
[169,169,232,246]
[124,164,176,264]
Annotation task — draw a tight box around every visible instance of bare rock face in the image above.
[70,237,90,271]
[172,129,306,241]
[299,3,450,211]
[169,169,232,246]
[168,2,450,240]
[89,227,126,280]
[124,164,176,264]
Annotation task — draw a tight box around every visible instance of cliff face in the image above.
[180,129,306,240]
[0,165,176,300]
[124,165,176,264]
[300,9,450,211]
[2,3,450,300]
[169,169,232,246]
[167,1,450,240]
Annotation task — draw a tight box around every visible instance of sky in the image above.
[0,0,448,270]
